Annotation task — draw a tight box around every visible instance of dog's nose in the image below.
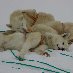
[58,47,65,51]
[61,48,65,51]
[58,47,61,50]
[58,48,60,50]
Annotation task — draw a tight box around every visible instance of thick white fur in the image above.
[44,21,73,43]
[7,10,55,32]
[19,32,42,58]
[5,22,69,59]
[30,24,69,50]
[0,32,46,59]
[45,32,69,50]
[0,32,25,51]
[4,10,70,59]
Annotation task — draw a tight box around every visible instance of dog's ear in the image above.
[6,24,12,28]
[61,32,70,39]
[3,30,15,35]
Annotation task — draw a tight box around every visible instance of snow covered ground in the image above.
[0,44,73,73]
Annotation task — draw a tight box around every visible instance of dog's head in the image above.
[45,32,69,51]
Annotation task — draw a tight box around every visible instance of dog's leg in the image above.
[34,44,50,57]
[34,44,48,55]
[19,32,41,60]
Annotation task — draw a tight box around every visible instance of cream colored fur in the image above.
[7,10,55,32]
[0,32,25,51]
[34,12,55,24]
[7,9,37,32]
[30,23,69,50]
[43,21,73,43]
[6,10,69,52]
[45,32,69,50]
[0,32,45,59]
[4,10,71,59]
[30,24,58,34]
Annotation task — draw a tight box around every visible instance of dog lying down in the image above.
[0,31,69,61]
[0,32,48,60]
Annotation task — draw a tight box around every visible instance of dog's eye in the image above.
[62,42,64,45]
[57,44,58,47]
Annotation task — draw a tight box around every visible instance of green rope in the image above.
[60,53,73,58]
[42,72,44,73]
[47,49,53,52]
[47,49,73,58]
[10,50,25,61]
[10,50,70,73]
[2,60,59,73]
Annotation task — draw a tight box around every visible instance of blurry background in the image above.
[0,0,73,30]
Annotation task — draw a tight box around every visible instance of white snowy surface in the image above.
[0,44,73,73]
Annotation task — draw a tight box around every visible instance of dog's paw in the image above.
[43,52,50,57]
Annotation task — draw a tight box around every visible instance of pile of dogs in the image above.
[0,9,73,61]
